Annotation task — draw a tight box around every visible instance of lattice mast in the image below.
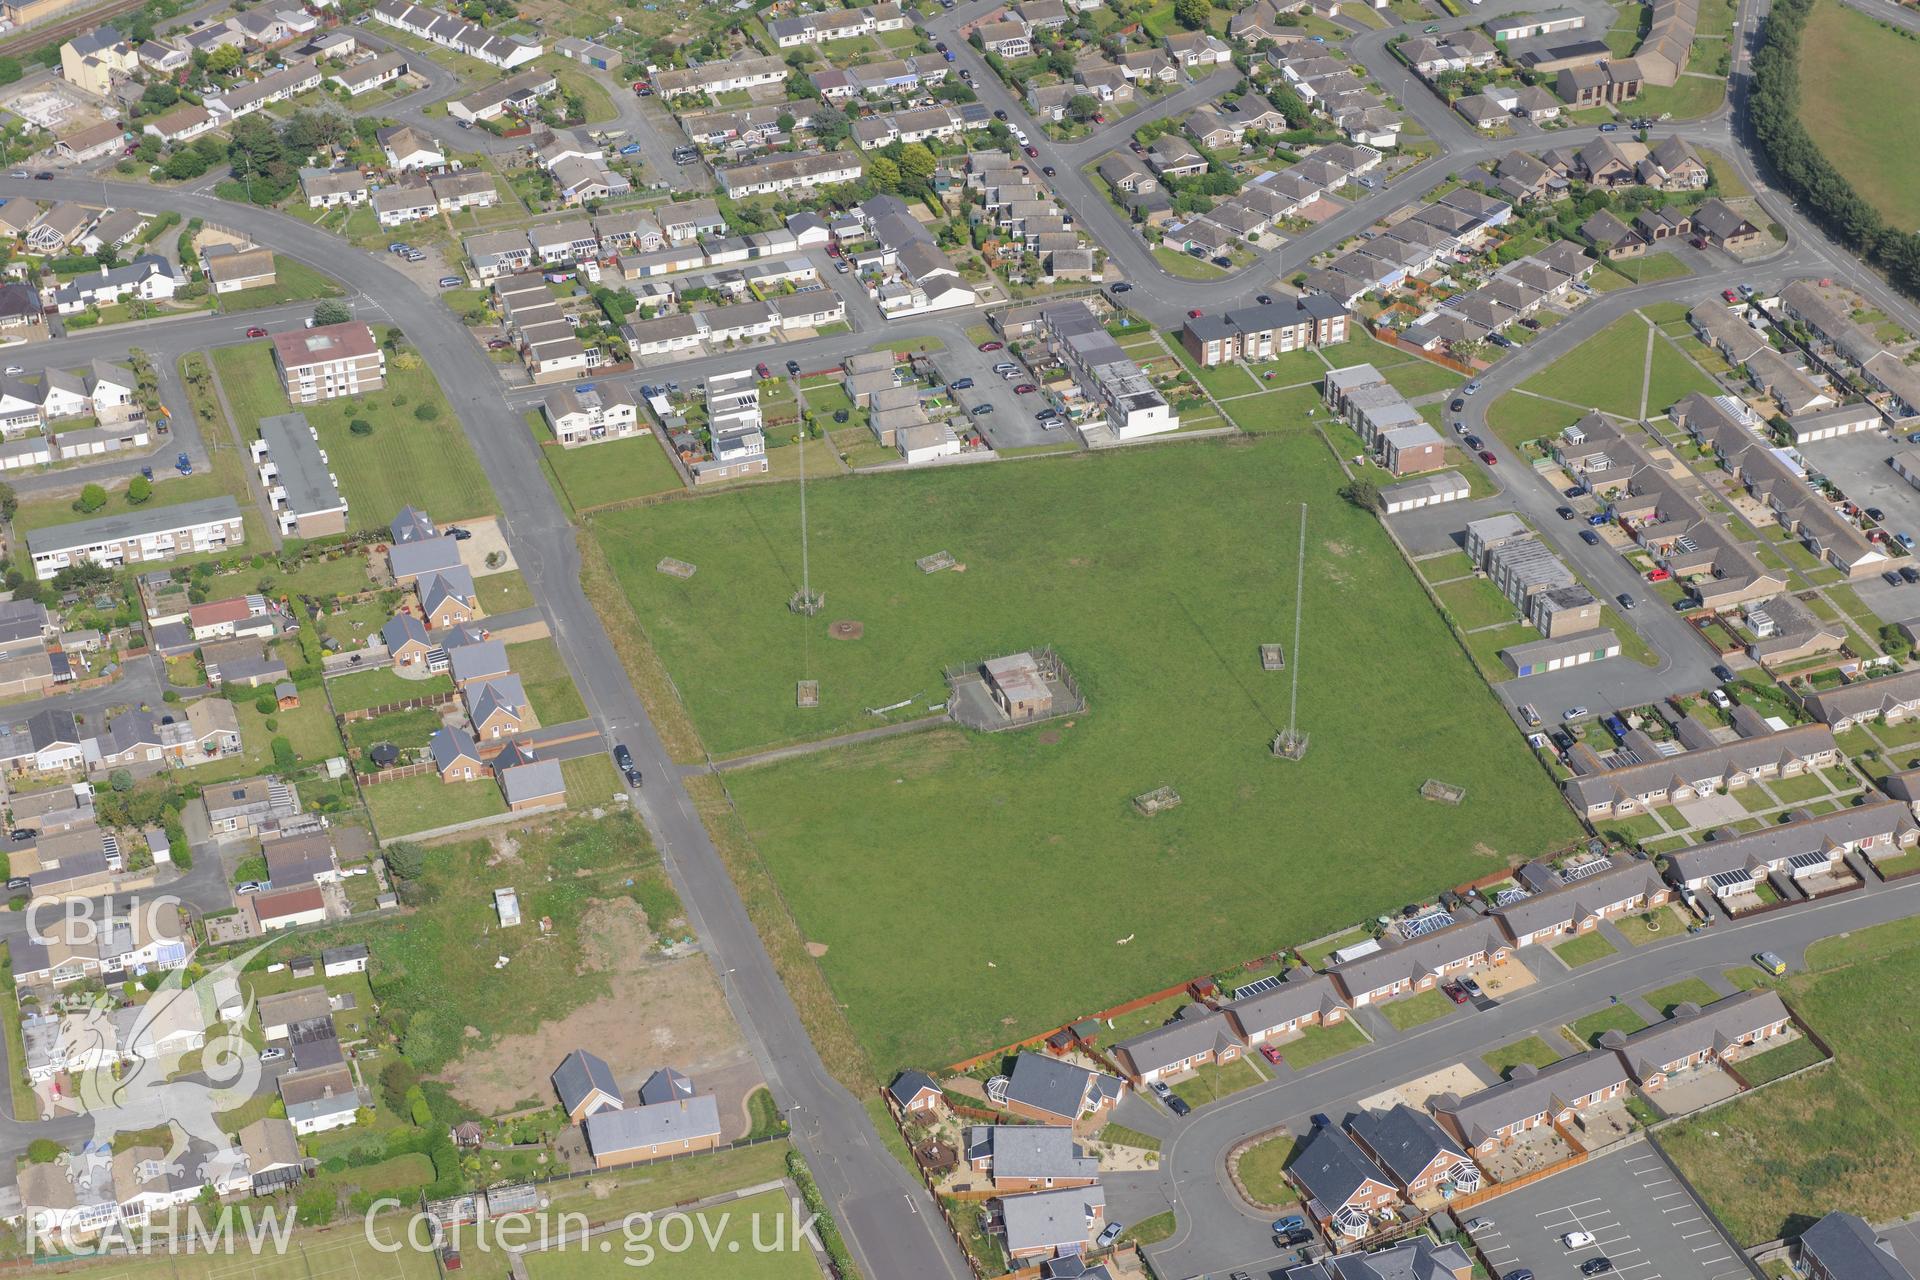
[1274,503,1310,760]
[789,426,824,616]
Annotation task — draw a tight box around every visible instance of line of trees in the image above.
[1748,0,1920,298]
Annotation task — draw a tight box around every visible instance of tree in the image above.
[207,43,245,75]
[311,300,352,326]
[1174,0,1209,29]
[810,104,850,148]
[1338,478,1381,512]
[108,769,134,793]
[74,483,107,514]
[1067,93,1100,123]
[0,480,16,523]
[867,154,902,192]
[412,403,440,422]
[895,143,936,188]
[385,841,428,880]
[126,474,152,504]
[26,1139,60,1164]
[349,418,373,436]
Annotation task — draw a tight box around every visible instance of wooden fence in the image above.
[339,690,460,722]
[360,761,435,787]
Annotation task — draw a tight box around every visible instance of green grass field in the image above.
[1237,1133,1297,1204]
[327,668,453,714]
[597,436,1579,1072]
[1485,1034,1565,1078]
[76,1217,443,1280]
[212,334,498,522]
[1798,0,1920,225]
[527,411,684,514]
[215,257,345,312]
[1661,915,1920,1242]
[364,772,507,837]
[507,637,588,723]
[521,1190,823,1279]
[1568,1002,1648,1046]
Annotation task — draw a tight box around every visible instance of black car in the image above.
[1284,1229,1312,1246]
[1463,434,1482,450]
[1111,282,1132,293]
[1580,529,1601,545]
[1505,1270,1534,1280]
[786,359,801,376]
[1902,566,1920,584]
[31,172,50,180]
[1256,294,1273,305]
[614,744,642,787]
[1557,506,1575,520]
[446,525,472,541]
[1564,484,1587,498]
[1868,507,1885,521]
[1885,570,1904,587]
[994,109,1008,120]
[1549,730,1574,753]
[1210,255,1231,267]
[1581,1260,1613,1277]
[1042,165,1056,176]
[1713,663,1735,683]
[1449,398,1464,412]
[7,830,28,841]
[1166,1094,1192,1116]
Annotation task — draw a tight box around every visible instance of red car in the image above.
[1015,383,1036,394]
[756,362,771,378]
[1442,980,1469,1004]
[1259,1044,1284,1065]
[245,326,268,338]
[979,340,1004,351]
[1023,144,1039,158]
[486,338,511,350]
[1722,288,1739,303]
[1188,309,1203,318]
[1479,449,1497,465]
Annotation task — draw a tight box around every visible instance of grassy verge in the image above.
[1381,988,1456,1031]
[1236,1132,1296,1205]
[1122,1211,1176,1247]
[1484,1034,1563,1078]
[1553,932,1619,968]
[575,529,704,763]
[1568,1003,1648,1046]
[1170,1055,1264,1108]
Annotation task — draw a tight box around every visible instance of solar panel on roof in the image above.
[1787,850,1831,871]
[1233,974,1285,1000]
[1709,869,1752,890]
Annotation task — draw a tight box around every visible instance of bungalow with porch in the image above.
[1562,720,1839,821]
[1000,1052,1125,1124]
[1225,970,1349,1043]
[1430,1050,1631,1154]
[1111,1005,1242,1085]
[1803,668,1920,730]
[1489,858,1671,948]
[1664,799,1917,898]
[1605,989,1792,1088]
[1326,919,1510,1007]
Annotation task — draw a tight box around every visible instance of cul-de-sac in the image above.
[0,0,1906,1274]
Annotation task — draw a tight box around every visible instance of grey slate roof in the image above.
[1489,859,1664,938]
[1327,917,1505,996]
[1344,1104,1465,1187]
[1799,1212,1914,1280]
[998,1185,1104,1257]
[429,725,480,771]
[888,1069,941,1108]
[1003,1052,1122,1121]
[584,1095,722,1157]
[388,535,463,580]
[552,1048,621,1114]
[1803,669,1920,725]
[1283,1236,1474,1280]
[469,673,527,726]
[1290,1123,1393,1212]
[640,1066,694,1106]
[500,759,562,806]
[1113,1004,1238,1076]
[382,612,431,653]
[448,638,510,684]
[1434,1050,1629,1146]
[965,1125,1099,1181]
[25,496,241,555]
[390,506,435,543]
[1227,970,1348,1036]
[1665,799,1914,885]
[1609,989,1790,1079]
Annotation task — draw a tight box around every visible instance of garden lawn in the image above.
[602,436,1578,1072]
[327,668,452,714]
[1799,0,1920,225]
[562,754,625,808]
[1237,1133,1296,1205]
[531,418,683,515]
[506,637,588,723]
[1661,915,1920,1242]
[1554,932,1618,968]
[1485,391,1589,447]
[1383,988,1457,1031]
[1629,71,1728,121]
[1734,1035,1827,1085]
[365,773,505,837]
[212,334,498,522]
[1485,1034,1563,1078]
[1568,1003,1648,1046]
[1280,1019,1369,1067]
[1218,384,1327,434]
[1170,1055,1264,1107]
[1642,977,1721,1016]
[1435,576,1519,630]
[214,257,345,312]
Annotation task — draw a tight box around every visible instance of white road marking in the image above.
[1648,1191,1687,1201]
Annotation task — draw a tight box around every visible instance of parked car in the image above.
[175,452,192,475]
[1556,506,1575,520]
[1713,663,1736,683]
[620,142,643,155]
[786,360,800,376]
[1149,1080,1174,1101]
[1581,1260,1613,1277]
[1461,976,1484,999]
[140,466,153,481]
[259,1047,287,1062]
[1272,1216,1306,1234]
[756,362,771,379]
[1462,433,1482,450]
[1598,122,1618,132]
[1708,688,1732,709]
[950,377,974,391]
[438,276,463,288]
[1441,980,1468,1004]
[1449,398,1464,412]
[1562,1232,1596,1249]
[1885,571,1904,587]
[1259,1043,1283,1064]
[970,404,994,416]
[1478,449,1497,465]
[1505,1270,1534,1280]
[1210,255,1232,267]
[1023,144,1038,157]
[1167,1094,1191,1115]
[1015,384,1036,395]
[235,881,264,895]
[1461,381,1481,395]
[445,526,471,541]
[1563,706,1591,722]
[1188,309,1204,319]
[1901,566,1919,584]
[486,338,511,350]
[1588,512,1610,526]
[1043,165,1056,177]
[31,172,50,180]
[979,341,1004,351]
[1755,950,1787,975]
[995,109,1009,120]
[1452,420,1466,434]
[1095,1223,1122,1248]
[1723,288,1740,303]
[1112,282,1131,293]
[1465,1219,1493,1233]
[1564,483,1587,497]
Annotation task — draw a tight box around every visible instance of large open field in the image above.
[212,334,498,523]
[1797,0,1920,227]
[522,1189,824,1279]
[594,436,1581,1072]
[1660,915,1920,1243]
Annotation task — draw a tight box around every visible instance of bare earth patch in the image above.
[806,941,829,957]
[829,620,864,640]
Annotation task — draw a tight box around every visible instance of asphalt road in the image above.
[0,170,975,1279]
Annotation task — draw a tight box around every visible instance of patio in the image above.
[1673,791,1747,829]
[1476,1124,1575,1183]
[1645,1065,1742,1118]
[1564,1097,1636,1151]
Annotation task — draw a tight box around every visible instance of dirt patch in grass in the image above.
[829,620,864,640]
[441,951,745,1114]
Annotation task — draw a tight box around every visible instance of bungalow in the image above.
[331,51,410,95]
[372,184,436,228]
[1563,719,1839,821]
[1000,1052,1125,1124]
[1164,29,1233,66]
[279,1061,359,1134]
[1489,857,1671,948]
[1290,1122,1400,1240]
[964,1126,1100,1191]
[1804,668,1920,730]
[467,674,529,739]
[1664,799,1917,896]
[250,884,328,932]
[301,168,369,209]
[1608,990,1792,1088]
[376,124,444,172]
[975,20,1030,57]
[1692,197,1761,251]
[584,1093,722,1167]
[1345,1104,1477,1199]
[1431,1050,1631,1152]
[1110,1004,1242,1085]
[997,1185,1105,1263]
[1326,918,1510,1007]
[499,759,565,811]
[887,1070,944,1119]
[429,726,485,782]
